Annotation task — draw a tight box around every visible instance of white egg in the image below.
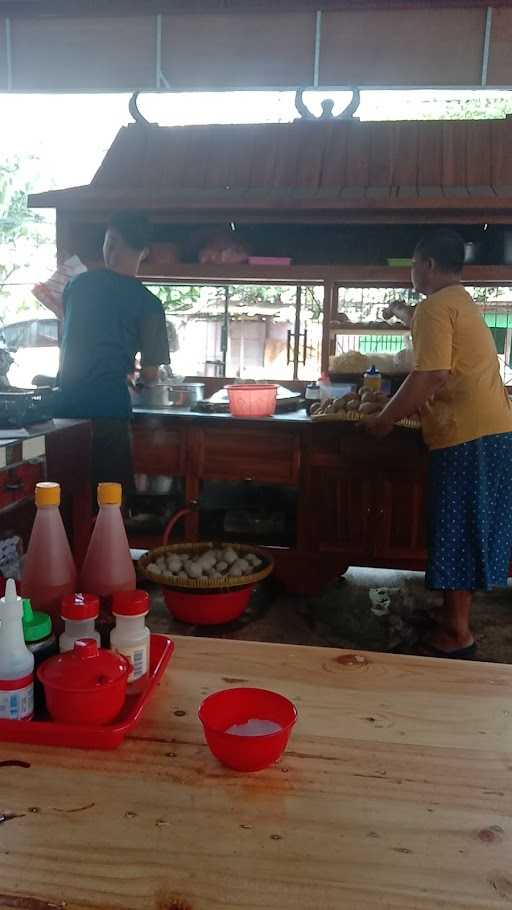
[223,548,238,565]
[216,561,228,573]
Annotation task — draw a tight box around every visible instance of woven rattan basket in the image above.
[311,410,421,429]
[138,541,274,592]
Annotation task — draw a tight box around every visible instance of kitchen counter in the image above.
[1,635,511,910]
[131,411,427,593]
[134,405,313,424]
[0,419,92,565]
[0,418,88,467]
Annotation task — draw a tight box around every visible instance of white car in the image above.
[2,315,60,389]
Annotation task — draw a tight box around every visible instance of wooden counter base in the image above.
[131,410,428,593]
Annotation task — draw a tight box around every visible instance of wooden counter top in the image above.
[1,636,511,909]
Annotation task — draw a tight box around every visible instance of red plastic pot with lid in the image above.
[38,638,130,725]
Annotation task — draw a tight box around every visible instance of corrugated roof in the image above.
[29,119,512,215]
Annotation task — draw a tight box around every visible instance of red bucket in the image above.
[163,586,253,625]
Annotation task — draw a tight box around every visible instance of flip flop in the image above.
[423,642,477,660]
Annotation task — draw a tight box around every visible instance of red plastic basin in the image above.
[198,687,297,772]
[163,586,252,625]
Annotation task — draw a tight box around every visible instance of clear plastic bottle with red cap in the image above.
[59,593,100,654]
[110,590,150,693]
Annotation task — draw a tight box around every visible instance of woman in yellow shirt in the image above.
[368,230,512,658]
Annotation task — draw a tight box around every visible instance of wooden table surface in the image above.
[1,637,512,910]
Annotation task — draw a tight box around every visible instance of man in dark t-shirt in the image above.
[55,212,170,497]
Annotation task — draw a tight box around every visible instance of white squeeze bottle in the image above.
[0,580,34,720]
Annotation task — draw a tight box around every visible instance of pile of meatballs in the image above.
[145,545,264,582]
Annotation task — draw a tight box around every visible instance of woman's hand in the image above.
[364,412,395,438]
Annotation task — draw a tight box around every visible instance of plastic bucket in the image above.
[227,384,278,418]
[163,586,252,624]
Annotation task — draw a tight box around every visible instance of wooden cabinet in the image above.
[374,470,428,564]
[310,467,372,558]
[196,426,300,485]
[132,422,183,476]
[131,413,430,592]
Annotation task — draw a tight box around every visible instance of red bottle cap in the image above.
[112,590,150,617]
[38,638,129,692]
[61,593,100,621]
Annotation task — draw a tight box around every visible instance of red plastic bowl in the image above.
[163,587,252,625]
[198,687,297,772]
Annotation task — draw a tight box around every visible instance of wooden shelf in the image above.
[139,263,512,287]
[329,323,410,336]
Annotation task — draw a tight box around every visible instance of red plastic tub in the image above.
[164,586,252,625]
[199,686,297,772]
[227,384,278,418]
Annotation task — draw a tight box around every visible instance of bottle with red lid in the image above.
[59,593,100,654]
[110,590,150,694]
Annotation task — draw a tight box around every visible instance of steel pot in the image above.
[139,383,174,409]
[170,383,205,406]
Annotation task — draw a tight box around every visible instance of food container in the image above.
[134,473,150,494]
[319,380,357,402]
[227,384,278,418]
[38,638,130,725]
[149,475,174,495]
[170,383,205,406]
[199,687,297,772]
[139,383,175,409]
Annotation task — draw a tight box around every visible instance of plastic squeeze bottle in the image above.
[0,580,34,720]
[22,600,57,711]
[21,482,77,635]
[79,484,135,645]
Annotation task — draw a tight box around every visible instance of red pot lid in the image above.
[38,639,129,692]
[112,590,150,617]
[61,593,99,621]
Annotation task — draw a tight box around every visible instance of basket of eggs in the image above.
[138,509,274,625]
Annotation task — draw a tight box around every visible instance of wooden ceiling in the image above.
[28,118,512,222]
[1,2,511,91]
[0,1,506,14]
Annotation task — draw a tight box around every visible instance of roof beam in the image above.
[0,0,503,17]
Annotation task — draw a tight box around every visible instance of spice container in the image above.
[38,638,130,725]
[22,600,57,710]
[0,579,34,720]
[110,590,150,694]
[363,365,382,392]
[60,593,100,653]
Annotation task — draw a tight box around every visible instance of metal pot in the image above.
[169,383,205,406]
[139,384,174,409]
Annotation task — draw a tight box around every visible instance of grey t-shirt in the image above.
[55,269,170,418]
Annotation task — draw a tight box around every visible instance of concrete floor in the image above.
[146,567,512,664]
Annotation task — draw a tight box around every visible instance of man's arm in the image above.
[382,300,415,328]
[366,369,449,437]
[138,301,170,386]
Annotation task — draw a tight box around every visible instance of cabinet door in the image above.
[374,470,427,563]
[132,423,183,476]
[309,467,373,558]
